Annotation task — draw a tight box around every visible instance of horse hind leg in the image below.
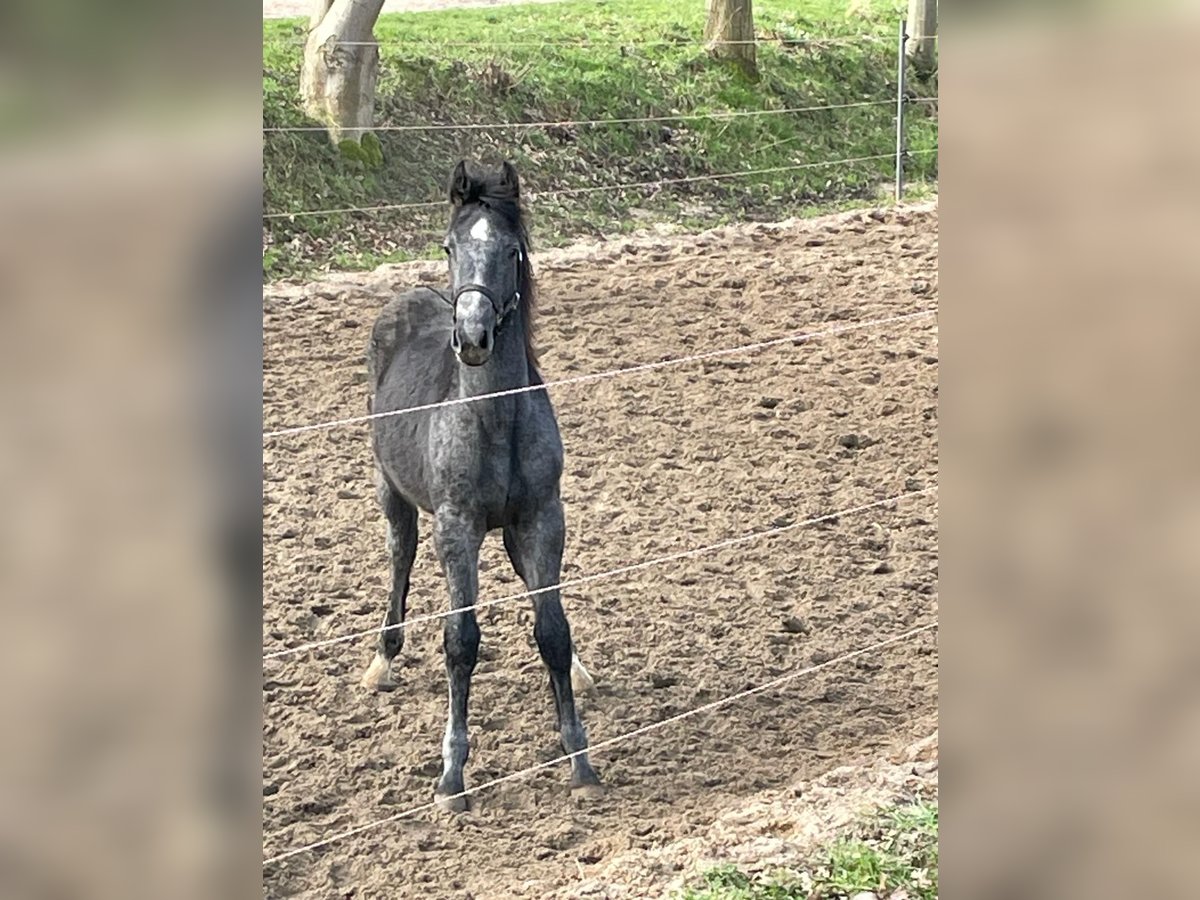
[361,473,418,691]
[502,527,595,695]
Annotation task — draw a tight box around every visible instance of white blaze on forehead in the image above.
[469,217,491,241]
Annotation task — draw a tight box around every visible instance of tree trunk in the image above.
[704,0,757,79]
[905,0,938,74]
[301,0,386,144]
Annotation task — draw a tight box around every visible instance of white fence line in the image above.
[263,620,938,866]
[262,147,937,221]
[263,486,935,661]
[330,37,885,48]
[264,99,907,133]
[263,308,936,439]
[321,35,938,49]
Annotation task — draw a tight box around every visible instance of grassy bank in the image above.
[680,800,939,900]
[263,0,937,280]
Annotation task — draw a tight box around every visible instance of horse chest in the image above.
[430,422,531,515]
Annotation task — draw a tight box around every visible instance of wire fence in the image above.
[263,98,915,133]
[262,16,939,874]
[314,34,940,49]
[263,485,934,661]
[261,305,940,863]
[264,618,938,865]
[262,149,936,221]
[263,26,938,228]
[263,308,936,438]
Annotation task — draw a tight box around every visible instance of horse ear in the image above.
[448,160,470,206]
[500,161,521,197]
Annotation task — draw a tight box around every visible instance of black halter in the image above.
[448,282,520,328]
[433,239,526,334]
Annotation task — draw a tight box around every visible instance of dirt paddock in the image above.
[262,203,939,898]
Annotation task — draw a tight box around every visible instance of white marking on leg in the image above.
[442,719,455,770]
[571,652,595,694]
[361,653,393,690]
[469,217,491,241]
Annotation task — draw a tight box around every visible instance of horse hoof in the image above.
[360,654,399,692]
[434,791,470,813]
[570,781,606,801]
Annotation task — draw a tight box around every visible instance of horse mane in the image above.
[448,160,539,371]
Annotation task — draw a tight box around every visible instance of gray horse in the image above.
[361,160,603,809]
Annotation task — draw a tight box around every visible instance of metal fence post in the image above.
[895,18,908,203]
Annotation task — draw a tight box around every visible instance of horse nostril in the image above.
[479,331,490,351]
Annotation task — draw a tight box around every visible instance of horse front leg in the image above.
[432,507,485,812]
[504,500,604,799]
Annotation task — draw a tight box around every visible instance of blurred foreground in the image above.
[0,1,1198,898]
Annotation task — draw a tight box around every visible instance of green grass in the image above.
[263,0,937,279]
[678,801,938,900]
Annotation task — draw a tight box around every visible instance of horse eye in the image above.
[442,243,451,256]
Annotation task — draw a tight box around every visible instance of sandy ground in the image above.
[263,0,566,19]
[575,732,939,897]
[262,203,939,898]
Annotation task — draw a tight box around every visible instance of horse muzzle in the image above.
[451,302,494,366]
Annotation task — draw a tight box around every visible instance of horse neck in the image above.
[455,305,530,399]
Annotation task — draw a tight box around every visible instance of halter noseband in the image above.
[447,282,521,330]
